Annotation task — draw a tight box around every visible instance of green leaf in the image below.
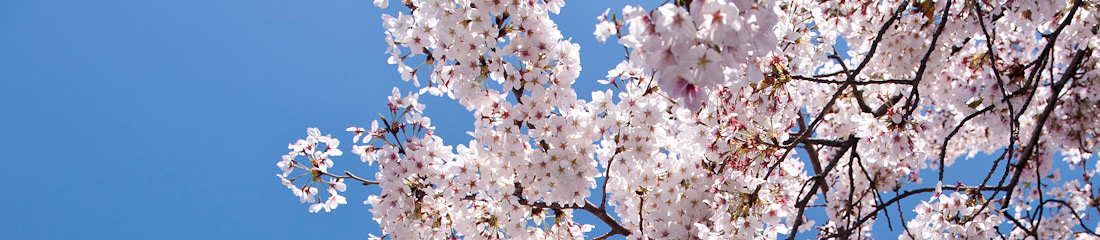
[967,98,983,109]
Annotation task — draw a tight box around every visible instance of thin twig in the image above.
[321,170,380,185]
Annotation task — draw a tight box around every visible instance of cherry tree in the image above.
[275,0,1100,239]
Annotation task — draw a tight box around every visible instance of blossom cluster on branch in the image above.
[276,0,1100,239]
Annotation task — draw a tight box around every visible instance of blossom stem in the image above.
[320,170,379,186]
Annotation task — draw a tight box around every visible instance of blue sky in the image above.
[0,0,626,239]
[2,1,1093,239]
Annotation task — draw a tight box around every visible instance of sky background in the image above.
[1,0,1094,239]
[0,0,625,239]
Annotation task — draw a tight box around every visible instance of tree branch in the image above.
[321,170,380,185]
[798,113,827,193]
[1002,49,1088,209]
[937,104,996,184]
[900,0,954,119]
[825,185,1012,239]
[510,183,630,239]
[790,75,914,86]
[787,135,858,240]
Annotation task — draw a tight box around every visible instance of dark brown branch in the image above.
[798,113,827,193]
[1042,199,1100,237]
[966,151,1011,224]
[777,0,911,151]
[827,53,875,114]
[937,104,996,184]
[895,191,916,239]
[1002,49,1088,209]
[510,183,630,238]
[813,70,856,78]
[804,138,852,147]
[972,0,1013,106]
[782,4,914,238]
[600,148,621,210]
[790,75,914,85]
[854,151,891,231]
[592,231,617,240]
[825,185,1012,239]
[787,136,858,240]
[900,0,954,119]
[1003,211,1037,237]
[872,94,904,117]
[1009,0,1084,116]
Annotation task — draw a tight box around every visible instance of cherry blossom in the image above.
[275,0,1100,239]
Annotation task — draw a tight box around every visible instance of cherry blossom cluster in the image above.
[277,128,348,213]
[903,191,1004,239]
[585,60,812,239]
[337,0,598,237]
[600,0,781,110]
[275,0,1100,239]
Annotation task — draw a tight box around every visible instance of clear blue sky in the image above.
[2,1,1092,239]
[0,0,627,239]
